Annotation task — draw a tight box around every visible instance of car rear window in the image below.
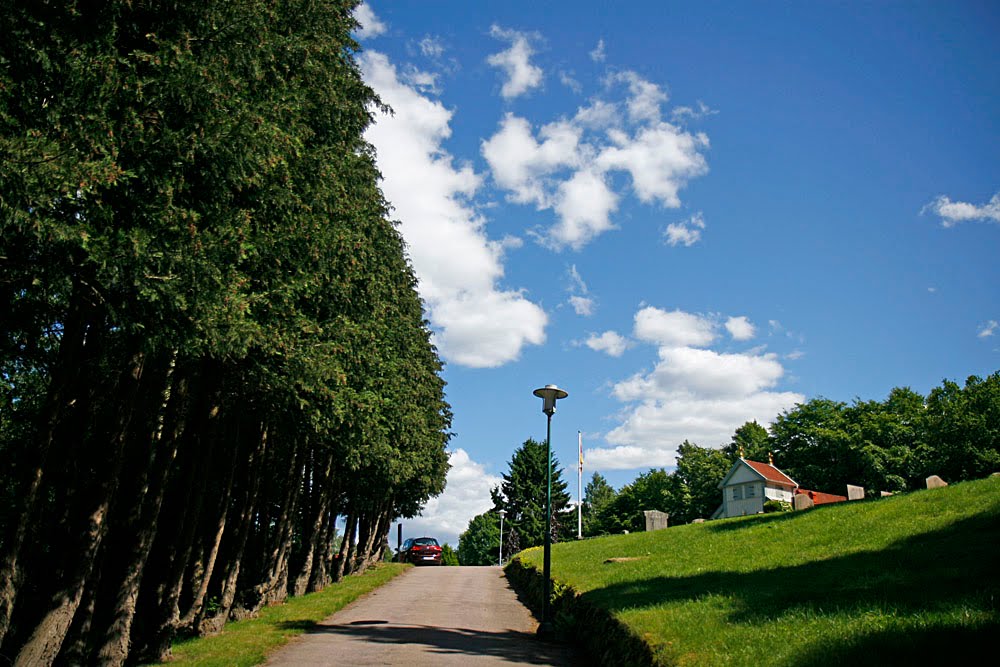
[412,538,439,546]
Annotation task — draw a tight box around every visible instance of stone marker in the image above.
[793,494,814,511]
[847,484,865,500]
[926,475,948,489]
[643,510,669,531]
[692,518,705,524]
[880,491,894,497]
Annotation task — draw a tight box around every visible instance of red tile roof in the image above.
[744,459,797,487]
[795,488,848,505]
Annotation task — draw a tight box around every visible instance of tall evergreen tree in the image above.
[491,438,572,548]
[582,472,617,536]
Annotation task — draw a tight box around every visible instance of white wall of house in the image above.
[723,481,764,516]
[764,484,794,502]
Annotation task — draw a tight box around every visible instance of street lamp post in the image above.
[498,509,506,566]
[532,384,568,638]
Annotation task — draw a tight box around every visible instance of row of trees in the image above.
[0,3,450,666]
[458,373,999,557]
[583,374,1000,534]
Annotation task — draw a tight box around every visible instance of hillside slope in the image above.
[510,477,999,666]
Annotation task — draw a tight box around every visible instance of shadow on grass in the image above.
[791,623,994,667]
[292,623,573,666]
[582,512,999,640]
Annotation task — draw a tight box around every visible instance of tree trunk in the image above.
[93,353,186,666]
[0,293,93,646]
[136,366,225,663]
[292,451,334,596]
[332,512,354,582]
[13,348,146,667]
[196,422,267,636]
[236,439,301,617]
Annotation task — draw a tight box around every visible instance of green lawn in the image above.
[146,563,408,667]
[515,477,1000,666]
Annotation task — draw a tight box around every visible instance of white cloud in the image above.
[570,296,595,316]
[408,449,502,548]
[487,25,544,99]
[359,51,547,368]
[551,169,619,249]
[608,71,668,124]
[979,320,999,338]
[634,306,717,348]
[353,2,386,39]
[419,36,445,58]
[590,39,606,63]
[568,264,588,294]
[596,123,709,207]
[922,191,1000,228]
[481,70,710,250]
[725,316,756,341]
[586,306,803,470]
[671,100,719,123]
[481,114,581,206]
[586,331,629,357]
[402,65,439,94]
[665,212,706,247]
[559,71,582,93]
[566,265,594,315]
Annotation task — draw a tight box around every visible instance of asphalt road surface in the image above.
[264,565,575,666]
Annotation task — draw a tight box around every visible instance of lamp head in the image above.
[533,384,568,415]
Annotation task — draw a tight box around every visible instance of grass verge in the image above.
[146,563,409,667]
[508,477,1000,666]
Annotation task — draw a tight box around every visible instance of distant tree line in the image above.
[583,374,1000,534]
[0,2,450,665]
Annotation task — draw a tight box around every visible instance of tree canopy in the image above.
[490,438,572,549]
[0,2,450,664]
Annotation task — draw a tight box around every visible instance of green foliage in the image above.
[457,512,500,566]
[513,478,1000,666]
[602,468,679,534]
[762,499,791,513]
[674,441,732,522]
[440,543,460,566]
[490,438,572,548]
[582,472,617,536]
[924,374,1000,482]
[723,421,770,461]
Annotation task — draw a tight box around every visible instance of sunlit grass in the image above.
[517,478,1000,665]
[146,563,409,667]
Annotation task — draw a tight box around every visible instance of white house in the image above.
[711,457,797,519]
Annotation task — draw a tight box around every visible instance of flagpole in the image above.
[577,431,583,539]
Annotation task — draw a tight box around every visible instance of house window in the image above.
[746,485,755,497]
[732,487,742,500]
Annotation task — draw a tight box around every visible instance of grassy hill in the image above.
[508,477,999,666]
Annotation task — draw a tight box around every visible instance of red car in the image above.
[399,537,442,565]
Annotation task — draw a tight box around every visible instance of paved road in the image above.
[264,566,575,666]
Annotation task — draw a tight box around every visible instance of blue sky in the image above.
[351,1,999,547]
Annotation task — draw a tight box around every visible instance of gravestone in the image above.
[793,494,814,511]
[643,510,669,531]
[847,484,865,500]
[926,475,948,489]
[692,518,705,524]
[880,491,894,497]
